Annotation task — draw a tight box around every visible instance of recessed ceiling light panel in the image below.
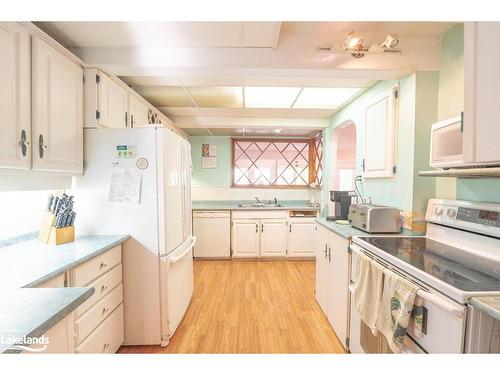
[244,87,301,108]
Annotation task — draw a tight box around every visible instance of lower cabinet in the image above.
[314,224,350,349]
[260,220,287,257]
[71,245,124,353]
[231,218,287,258]
[314,224,329,313]
[231,210,317,259]
[232,219,260,257]
[76,303,124,354]
[288,218,316,257]
[23,313,75,354]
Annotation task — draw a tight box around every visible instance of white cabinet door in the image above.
[32,36,83,174]
[314,224,329,315]
[260,219,287,257]
[232,219,260,258]
[0,23,31,169]
[363,86,398,178]
[288,220,315,257]
[97,73,128,128]
[464,22,500,164]
[327,231,350,349]
[128,93,149,128]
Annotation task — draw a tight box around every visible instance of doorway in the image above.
[329,121,357,191]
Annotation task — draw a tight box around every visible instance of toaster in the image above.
[348,204,401,233]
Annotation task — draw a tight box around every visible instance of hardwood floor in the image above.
[118,260,345,354]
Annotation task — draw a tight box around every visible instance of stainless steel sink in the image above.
[238,203,282,208]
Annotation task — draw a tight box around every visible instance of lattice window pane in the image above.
[232,137,321,188]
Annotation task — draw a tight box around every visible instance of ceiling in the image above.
[35,22,282,48]
[35,21,455,137]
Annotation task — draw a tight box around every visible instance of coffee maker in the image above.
[327,190,355,221]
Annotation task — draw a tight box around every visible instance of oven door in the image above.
[349,244,466,354]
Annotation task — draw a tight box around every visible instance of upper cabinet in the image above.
[128,93,149,128]
[362,85,398,178]
[0,23,31,170]
[84,69,128,128]
[32,36,83,174]
[463,22,500,165]
[0,23,84,175]
[83,68,175,130]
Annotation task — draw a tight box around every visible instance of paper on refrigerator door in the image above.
[108,164,142,204]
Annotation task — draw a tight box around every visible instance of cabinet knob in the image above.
[101,285,108,293]
[102,307,109,314]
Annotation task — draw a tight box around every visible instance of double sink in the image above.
[238,201,282,208]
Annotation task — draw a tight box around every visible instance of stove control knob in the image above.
[447,208,456,218]
[433,206,443,216]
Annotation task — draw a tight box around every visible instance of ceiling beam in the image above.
[171,116,330,129]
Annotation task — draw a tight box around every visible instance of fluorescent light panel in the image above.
[293,87,361,109]
[244,87,301,108]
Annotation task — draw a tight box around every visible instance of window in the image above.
[232,136,323,188]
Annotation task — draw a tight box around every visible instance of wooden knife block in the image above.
[48,225,75,245]
[38,211,75,245]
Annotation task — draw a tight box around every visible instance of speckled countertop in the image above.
[470,297,500,321]
[314,217,422,239]
[0,234,129,353]
[192,200,320,211]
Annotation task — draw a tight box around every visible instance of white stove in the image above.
[349,199,500,353]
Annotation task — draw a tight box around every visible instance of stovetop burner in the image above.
[357,236,500,292]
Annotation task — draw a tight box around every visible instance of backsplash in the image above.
[0,190,56,241]
[192,186,321,203]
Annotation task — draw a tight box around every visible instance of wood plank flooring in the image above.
[118,260,345,354]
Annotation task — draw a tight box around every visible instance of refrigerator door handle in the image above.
[161,236,196,264]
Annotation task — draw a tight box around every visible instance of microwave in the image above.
[430,115,464,168]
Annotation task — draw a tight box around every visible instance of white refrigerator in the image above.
[73,127,195,346]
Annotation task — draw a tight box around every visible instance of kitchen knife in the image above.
[68,212,76,226]
[53,197,60,214]
[46,194,54,212]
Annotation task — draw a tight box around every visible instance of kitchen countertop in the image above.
[0,234,129,353]
[192,200,320,211]
[470,297,500,321]
[315,217,422,240]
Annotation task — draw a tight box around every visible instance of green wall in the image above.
[413,72,439,214]
[189,136,231,188]
[326,72,438,218]
[438,23,500,204]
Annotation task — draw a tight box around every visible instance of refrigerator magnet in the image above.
[136,157,149,170]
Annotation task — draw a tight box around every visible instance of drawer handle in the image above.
[100,261,108,269]
[103,343,110,351]
[101,285,108,293]
[102,307,109,315]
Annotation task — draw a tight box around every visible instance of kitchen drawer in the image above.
[36,273,65,288]
[72,245,121,286]
[75,264,122,317]
[75,284,123,344]
[76,303,124,354]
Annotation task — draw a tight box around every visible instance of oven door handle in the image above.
[416,289,463,319]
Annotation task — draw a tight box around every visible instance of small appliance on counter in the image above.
[348,203,401,233]
[38,193,77,245]
[327,190,355,221]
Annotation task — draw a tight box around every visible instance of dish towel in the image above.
[353,254,385,335]
[411,295,424,338]
[375,269,420,353]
